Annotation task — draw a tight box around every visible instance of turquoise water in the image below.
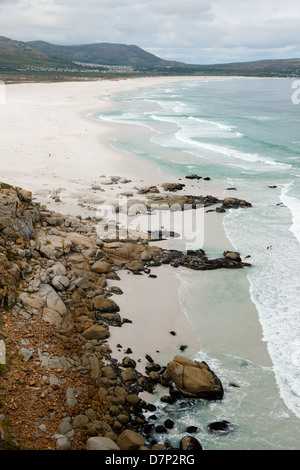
[91,78,300,449]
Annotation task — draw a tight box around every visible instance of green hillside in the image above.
[0,36,71,68]
[26,40,183,68]
[0,36,300,82]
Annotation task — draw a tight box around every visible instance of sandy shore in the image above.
[0,76,204,216]
[0,76,272,374]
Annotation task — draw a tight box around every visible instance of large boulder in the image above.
[86,437,120,451]
[164,355,224,400]
[82,324,110,341]
[222,197,252,209]
[161,183,185,192]
[92,296,120,313]
[180,436,203,451]
[91,260,112,273]
[116,430,145,450]
[36,231,72,259]
[223,251,241,262]
[0,185,39,238]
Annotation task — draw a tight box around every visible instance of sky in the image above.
[1,0,300,64]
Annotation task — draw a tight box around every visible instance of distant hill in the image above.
[0,36,300,78]
[195,58,300,76]
[0,36,70,68]
[26,40,183,68]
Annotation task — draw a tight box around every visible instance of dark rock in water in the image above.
[179,345,188,352]
[149,415,157,421]
[179,400,195,409]
[170,331,176,336]
[203,177,211,181]
[207,420,233,435]
[223,251,242,262]
[221,197,252,209]
[186,425,198,434]
[226,187,237,190]
[187,248,206,258]
[156,425,168,434]
[150,246,251,271]
[228,382,241,388]
[180,436,203,451]
[143,424,154,434]
[185,174,202,180]
[164,419,174,429]
[268,185,277,188]
[160,395,176,404]
[165,356,224,400]
[148,274,157,278]
[144,403,157,412]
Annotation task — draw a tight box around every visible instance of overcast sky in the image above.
[1,0,300,64]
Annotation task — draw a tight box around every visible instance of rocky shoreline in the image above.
[0,180,252,451]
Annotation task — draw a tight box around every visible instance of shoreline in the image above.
[0,76,279,450]
[0,76,272,369]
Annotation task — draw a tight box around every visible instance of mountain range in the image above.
[1,36,300,77]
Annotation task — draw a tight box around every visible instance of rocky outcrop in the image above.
[145,194,220,211]
[180,436,203,451]
[0,181,252,451]
[221,197,252,209]
[161,182,185,192]
[116,429,145,450]
[0,183,39,238]
[162,355,224,400]
[149,248,250,270]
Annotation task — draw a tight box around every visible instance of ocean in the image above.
[90,77,300,450]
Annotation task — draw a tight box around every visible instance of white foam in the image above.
[280,182,300,243]
[224,200,300,419]
[148,113,291,170]
[176,129,292,169]
[96,112,156,132]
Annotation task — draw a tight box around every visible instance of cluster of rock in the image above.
[149,248,251,270]
[124,191,251,215]
[0,181,251,451]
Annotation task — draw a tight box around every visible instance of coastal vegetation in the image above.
[1,36,300,84]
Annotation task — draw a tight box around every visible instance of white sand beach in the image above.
[0,76,272,373]
[0,77,202,216]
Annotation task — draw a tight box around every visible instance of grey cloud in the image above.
[0,0,300,63]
